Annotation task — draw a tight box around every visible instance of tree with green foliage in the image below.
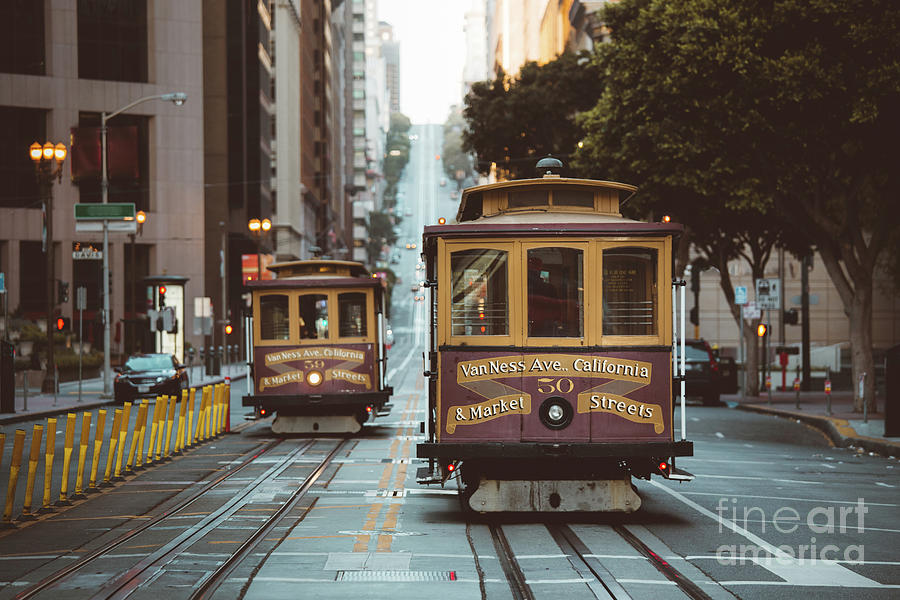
[365,209,400,267]
[442,106,473,185]
[383,112,412,208]
[463,52,604,179]
[576,0,900,408]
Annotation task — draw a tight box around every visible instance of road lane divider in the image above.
[103,408,123,485]
[87,409,107,490]
[73,412,91,498]
[41,418,57,511]
[175,389,188,454]
[58,413,76,504]
[114,402,132,480]
[20,423,43,519]
[0,383,237,525]
[2,430,25,526]
[164,394,176,458]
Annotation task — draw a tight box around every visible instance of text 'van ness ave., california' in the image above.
[457,355,651,382]
[265,346,366,366]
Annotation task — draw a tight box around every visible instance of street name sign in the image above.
[74,203,136,220]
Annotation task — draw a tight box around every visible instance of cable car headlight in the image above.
[307,370,324,386]
[539,397,573,430]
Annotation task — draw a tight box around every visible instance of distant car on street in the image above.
[681,339,721,405]
[439,178,447,187]
[114,353,188,404]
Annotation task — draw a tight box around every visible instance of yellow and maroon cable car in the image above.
[242,260,392,434]
[416,159,693,512]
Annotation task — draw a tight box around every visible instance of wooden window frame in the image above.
[253,287,376,346]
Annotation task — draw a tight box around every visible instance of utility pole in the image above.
[801,254,812,391]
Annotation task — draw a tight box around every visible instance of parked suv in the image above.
[682,339,721,405]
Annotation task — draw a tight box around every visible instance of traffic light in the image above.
[55,316,70,331]
[158,285,167,307]
[757,323,768,337]
[224,321,233,335]
[57,280,70,304]
[689,306,699,326]
[784,308,799,325]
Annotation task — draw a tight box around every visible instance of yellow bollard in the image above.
[146,397,161,465]
[103,409,123,485]
[21,424,44,519]
[213,384,221,436]
[126,401,145,472]
[115,402,132,478]
[175,388,188,454]
[2,430,26,524]
[73,412,92,497]
[225,382,231,433]
[41,418,57,511]
[164,394,176,458]
[0,432,5,474]
[135,400,150,469]
[194,387,205,444]
[87,409,107,490]
[217,383,225,435]
[203,385,212,440]
[58,413,77,504]
[155,396,168,460]
[186,387,196,448]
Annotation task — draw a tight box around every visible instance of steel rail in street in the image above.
[189,438,349,600]
[13,437,287,600]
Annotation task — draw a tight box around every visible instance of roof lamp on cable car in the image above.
[307,370,324,386]
[662,215,671,223]
[438,217,446,225]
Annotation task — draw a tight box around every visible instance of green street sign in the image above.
[74,203,136,221]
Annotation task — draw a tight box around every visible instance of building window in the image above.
[0,107,46,209]
[0,0,44,75]
[75,113,150,211]
[77,0,148,82]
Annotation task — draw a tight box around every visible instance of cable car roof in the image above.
[456,175,638,223]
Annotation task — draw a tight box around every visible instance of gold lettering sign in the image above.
[576,392,664,433]
[260,370,303,391]
[265,346,365,366]
[329,368,371,389]
[457,354,651,383]
[446,394,531,434]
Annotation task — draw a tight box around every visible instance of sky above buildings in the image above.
[378,0,468,124]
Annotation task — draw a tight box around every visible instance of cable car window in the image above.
[552,189,594,208]
[339,292,367,337]
[259,294,290,340]
[602,247,658,335]
[298,294,329,340]
[527,247,583,337]
[508,189,547,207]
[451,249,508,336]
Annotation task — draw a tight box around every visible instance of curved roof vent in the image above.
[535,156,564,178]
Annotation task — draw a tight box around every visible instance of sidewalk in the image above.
[729,389,900,457]
[1,363,247,426]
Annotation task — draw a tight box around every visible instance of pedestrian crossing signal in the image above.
[757,323,768,337]
[55,317,70,331]
[225,322,233,335]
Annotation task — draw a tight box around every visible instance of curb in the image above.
[0,373,246,427]
[735,403,900,457]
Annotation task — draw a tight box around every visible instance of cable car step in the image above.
[663,466,694,481]
[416,466,442,485]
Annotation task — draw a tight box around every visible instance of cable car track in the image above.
[489,522,713,600]
[14,438,348,600]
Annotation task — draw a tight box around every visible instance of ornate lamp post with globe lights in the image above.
[29,141,67,392]
[247,218,272,280]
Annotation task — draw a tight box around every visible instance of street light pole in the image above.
[99,92,186,396]
[30,142,67,393]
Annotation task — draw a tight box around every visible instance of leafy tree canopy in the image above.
[463,51,604,179]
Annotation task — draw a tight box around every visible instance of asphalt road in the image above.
[0,125,897,599]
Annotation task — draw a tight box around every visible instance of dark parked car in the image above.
[114,353,189,403]
[682,339,721,405]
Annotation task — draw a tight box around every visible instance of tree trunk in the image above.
[713,252,762,397]
[848,284,876,412]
